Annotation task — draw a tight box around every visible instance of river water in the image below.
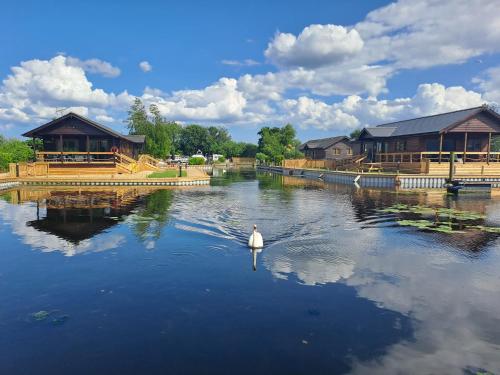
[1,171,500,375]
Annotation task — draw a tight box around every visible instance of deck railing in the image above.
[36,151,116,164]
[376,151,500,164]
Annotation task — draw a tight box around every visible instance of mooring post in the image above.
[448,151,455,182]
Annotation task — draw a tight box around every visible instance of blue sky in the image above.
[1,0,499,143]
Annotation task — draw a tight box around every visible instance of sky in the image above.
[1,0,500,143]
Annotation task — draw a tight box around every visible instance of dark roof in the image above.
[22,112,145,144]
[361,106,500,138]
[299,136,349,151]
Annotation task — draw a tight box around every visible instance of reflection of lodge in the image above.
[8,188,153,244]
[349,188,499,253]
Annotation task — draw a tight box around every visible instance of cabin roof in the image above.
[299,136,349,151]
[22,112,145,143]
[361,106,500,138]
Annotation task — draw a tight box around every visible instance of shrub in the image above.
[189,157,205,165]
[217,156,226,163]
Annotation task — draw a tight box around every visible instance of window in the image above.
[347,149,353,155]
[396,140,407,151]
[333,148,340,155]
[467,137,482,151]
[426,139,439,151]
[63,138,79,152]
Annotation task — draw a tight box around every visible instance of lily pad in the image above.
[31,310,50,321]
[470,225,500,234]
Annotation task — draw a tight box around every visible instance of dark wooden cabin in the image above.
[22,112,145,160]
[354,106,500,163]
[299,136,353,160]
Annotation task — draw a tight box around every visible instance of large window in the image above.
[63,138,80,152]
[396,140,407,151]
[90,139,111,152]
[426,139,439,151]
[467,137,482,151]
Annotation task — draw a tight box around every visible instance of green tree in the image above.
[179,125,209,155]
[257,124,303,163]
[349,129,362,140]
[0,137,35,171]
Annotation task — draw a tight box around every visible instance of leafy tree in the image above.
[349,129,362,140]
[257,124,303,164]
[179,125,209,156]
[0,137,35,171]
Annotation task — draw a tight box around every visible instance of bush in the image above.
[217,156,226,163]
[189,157,205,165]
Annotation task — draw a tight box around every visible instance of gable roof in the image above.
[22,112,145,143]
[299,136,349,151]
[360,106,500,138]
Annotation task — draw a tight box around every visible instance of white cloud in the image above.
[141,77,247,122]
[221,59,260,67]
[66,56,121,77]
[473,66,500,104]
[356,0,500,69]
[139,61,152,72]
[265,25,364,68]
[0,55,132,126]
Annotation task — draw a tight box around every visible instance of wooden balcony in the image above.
[376,151,500,164]
[36,151,117,164]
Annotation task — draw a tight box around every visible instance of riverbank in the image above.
[258,165,500,189]
[0,166,210,187]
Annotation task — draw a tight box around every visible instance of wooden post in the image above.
[448,152,455,182]
[463,132,468,164]
[32,137,37,161]
[86,135,90,163]
[438,133,443,164]
[59,134,63,163]
[487,132,492,165]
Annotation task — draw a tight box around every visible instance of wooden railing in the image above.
[36,151,115,163]
[376,151,500,164]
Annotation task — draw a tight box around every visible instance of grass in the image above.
[147,170,186,178]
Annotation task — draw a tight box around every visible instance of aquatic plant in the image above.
[31,310,49,321]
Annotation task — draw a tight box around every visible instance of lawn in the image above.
[147,169,186,178]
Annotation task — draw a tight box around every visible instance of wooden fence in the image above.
[282,159,336,169]
[9,162,49,177]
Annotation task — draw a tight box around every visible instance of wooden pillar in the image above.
[463,132,468,164]
[487,132,492,165]
[86,135,90,163]
[438,133,443,164]
[59,134,63,163]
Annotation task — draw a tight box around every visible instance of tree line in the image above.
[126,98,258,159]
[126,98,304,163]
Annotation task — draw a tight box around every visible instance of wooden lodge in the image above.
[351,106,500,175]
[19,112,152,175]
[299,136,353,160]
[23,112,145,162]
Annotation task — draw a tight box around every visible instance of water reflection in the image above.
[1,173,500,374]
[0,187,175,255]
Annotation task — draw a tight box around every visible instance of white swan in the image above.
[248,224,263,249]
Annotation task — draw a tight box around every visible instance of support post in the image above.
[32,137,36,161]
[487,132,492,165]
[463,132,468,164]
[438,133,443,164]
[59,134,63,163]
[448,151,455,182]
[86,135,90,163]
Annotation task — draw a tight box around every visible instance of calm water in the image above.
[1,171,500,375]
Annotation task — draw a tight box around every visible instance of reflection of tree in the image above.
[210,169,256,186]
[132,189,174,241]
